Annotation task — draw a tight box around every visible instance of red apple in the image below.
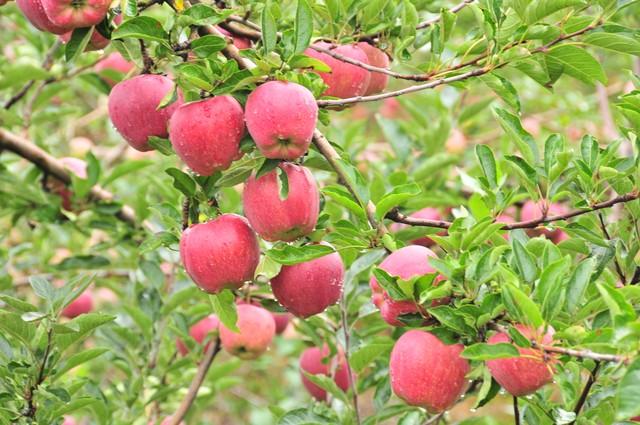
[379,98,403,119]
[520,200,569,243]
[390,330,469,413]
[216,25,251,50]
[273,312,291,334]
[95,52,135,86]
[390,207,444,247]
[270,248,344,318]
[445,128,468,154]
[16,0,68,34]
[219,304,275,359]
[62,417,77,425]
[243,163,319,242]
[357,42,389,95]
[180,214,260,294]
[169,96,245,175]
[176,314,219,356]
[61,291,94,318]
[496,213,515,240]
[299,345,351,401]
[369,245,441,326]
[108,74,182,152]
[59,27,109,50]
[304,42,371,99]
[42,0,110,29]
[486,325,555,397]
[244,81,318,160]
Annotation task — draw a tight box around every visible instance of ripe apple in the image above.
[299,345,351,401]
[273,312,291,334]
[304,42,371,99]
[520,200,569,243]
[496,213,515,240]
[369,245,441,326]
[42,0,110,29]
[61,291,94,318]
[219,304,276,359]
[180,214,260,294]
[445,128,468,154]
[176,314,219,356]
[486,325,555,396]
[243,163,319,242]
[390,330,469,413]
[270,248,344,318]
[390,207,445,247]
[357,42,389,95]
[216,25,251,50]
[244,81,318,160]
[379,98,404,119]
[108,74,182,152]
[16,0,68,34]
[169,96,245,175]
[95,52,135,86]
[59,27,109,50]
[62,417,77,425]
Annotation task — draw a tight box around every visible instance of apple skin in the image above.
[369,245,441,326]
[219,304,276,359]
[304,42,371,99]
[390,330,470,413]
[42,0,110,29]
[61,291,94,318]
[520,200,569,243]
[299,345,351,401]
[243,163,319,242]
[216,25,251,50]
[486,325,555,397]
[108,74,182,152]
[95,52,135,86]
[273,312,291,334]
[62,417,77,425]
[180,214,260,294]
[169,96,245,175]
[496,213,515,240]
[59,27,109,50]
[244,81,318,160]
[57,157,87,210]
[16,0,68,34]
[270,249,345,318]
[176,314,219,356]
[390,207,444,247]
[357,42,389,95]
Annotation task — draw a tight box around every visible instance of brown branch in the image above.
[167,337,222,425]
[513,396,520,425]
[140,40,155,74]
[416,0,475,29]
[386,191,640,230]
[23,327,54,418]
[182,197,190,230]
[570,361,600,424]
[0,128,139,227]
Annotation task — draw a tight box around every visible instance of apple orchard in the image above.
[1,0,640,424]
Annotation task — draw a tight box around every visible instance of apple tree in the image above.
[1,0,640,424]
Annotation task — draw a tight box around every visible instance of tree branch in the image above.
[416,0,475,29]
[167,337,222,425]
[513,396,520,425]
[570,361,600,424]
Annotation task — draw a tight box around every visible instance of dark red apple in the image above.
[108,74,182,152]
[176,314,219,356]
[244,81,318,160]
[61,291,94,318]
[270,248,344,318]
[273,312,291,334]
[42,0,110,29]
[486,325,555,396]
[180,214,260,294]
[357,42,389,95]
[299,345,351,401]
[169,96,245,175]
[390,330,469,413]
[16,0,68,34]
[304,42,371,99]
[219,304,276,359]
[243,163,319,242]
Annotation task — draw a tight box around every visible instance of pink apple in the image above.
[390,330,469,413]
[243,163,319,242]
[486,325,555,396]
[95,52,135,86]
[270,248,344,318]
[445,128,468,154]
[16,0,68,34]
[62,417,77,425]
[357,42,389,95]
[390,207,445,247]
[42,0,110,29]
[273,312,291,334]
[305,42,371,99]
[176,315,219,356]
[61,291,94,318]
[180,214,260,294]
[299,345,351,401]
[59,27,109,50]
[244,81,318,160]
[108,74,182,152]
[520,200,569,243]
[379,98,404,119]
[216,25,251,50]
[496,213,515,240]
[169,96,245,175]
[219,304,275,359]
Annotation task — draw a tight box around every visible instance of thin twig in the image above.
[140,40,155,74]
[513,396,520,425]
[597,212,626,284]
[570,361,600,424]
[167,337,222,425]
[23,327,54,418]
[182,198,191,230]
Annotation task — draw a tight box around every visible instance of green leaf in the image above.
[301,371,350,404]
[112,16,169,44]
[103,160,153,187]
[375,183,421,220]
[427,305,476,335]
[276,166,289,201]
[0,295,38,312]
[278,408,336,425]
[65,27,93,62]
[372,268,408,301]
[565,258,595,314]
[267,244,335,266]
[547,45,607,86]
[289,54,332,72]
[524,0,586,24]
[53,347,109,380]
[190,34,226,58]
[461,343,520,360]
[210,290,238,333]
[475,145,498,189]
[55,255,110,271]
[512,240,538,283]
[294,0,313,54]
[616,358,640,420]
[29,276,56,301]
[493,107,539,164]
[165,167,196,197]
[596,282,636,322]
[583,32,640,56]
[502,283,544,328]
[350,341,393,372]
[0,312,36,347]
[181,4,232,26]
[261,1,277,53]
[480,74,521,112]
[55,313,116,352]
